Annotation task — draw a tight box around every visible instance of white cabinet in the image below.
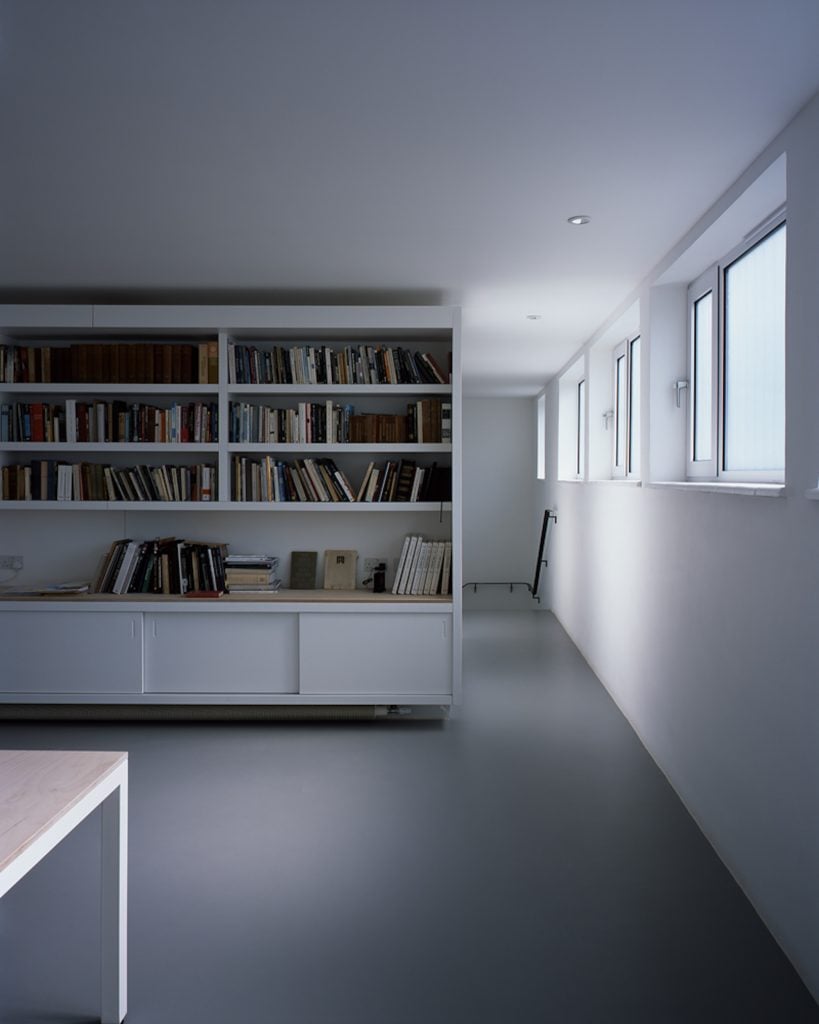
[144,612,298,694]
[0,611,142,694]
[300,612,452,696]
[0,603,456,705]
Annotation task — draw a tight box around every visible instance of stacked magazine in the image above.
[225,555,281,593]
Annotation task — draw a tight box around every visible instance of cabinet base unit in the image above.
[300,611,452,696]
[0,610,142,695]
[144,611,298,694]
[0,599,456,709]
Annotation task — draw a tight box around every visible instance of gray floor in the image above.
[0,611,816,1023]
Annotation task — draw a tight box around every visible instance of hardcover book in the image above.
[323,549,357,591]
[290,550,318,589]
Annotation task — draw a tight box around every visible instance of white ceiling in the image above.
[2,0,818,395]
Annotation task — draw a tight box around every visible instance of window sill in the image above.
[648,481,786,498]
[587,478,642,487]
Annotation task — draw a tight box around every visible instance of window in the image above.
[628,336,641,474]
[557,357,586,481]
[536,393,546,479]
[577,378,586,478]
[612,335,640,478]
[687,218,786,481]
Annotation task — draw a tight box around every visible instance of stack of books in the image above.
[93,537,226,595]
[225,555,281,593]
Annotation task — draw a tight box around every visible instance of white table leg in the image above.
[100,765,128,1024]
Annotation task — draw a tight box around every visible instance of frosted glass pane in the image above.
[628,337,640,473]
[577,379,586,477]
[537,394,546,479]
[724,224,786,471]
[693,292,712,462]
[615,354,626,467]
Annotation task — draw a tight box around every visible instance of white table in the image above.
[0,749,128,1023]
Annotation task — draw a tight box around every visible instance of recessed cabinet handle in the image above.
[442,619,448,639]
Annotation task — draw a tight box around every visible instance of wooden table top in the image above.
[0,750,127,874]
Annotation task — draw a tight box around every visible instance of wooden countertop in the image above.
[0,750,127,874]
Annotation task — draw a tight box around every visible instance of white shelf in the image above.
[0,500,219,511]
[1,442,219,453]
[227,442,451,454]
[1,383,218,395]
[0,499,452,512]
[227,383,451,395]
[227,501,452,512]
[806,488,819,500]
[0,592,453,607]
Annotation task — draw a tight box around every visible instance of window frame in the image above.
[686,268,719,479]
[628,334,641,478]
[576,377,586,479]
[686,215,786,484]
[612,334,640,479]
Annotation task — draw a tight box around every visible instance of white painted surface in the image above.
[3,9,819,392]
[461,398,538,610]
[300,612,452,695]
[0,305,93,328]
[540,94,819,1000]
[144,612,298,693]
[0,750,128,1023]
[92,305,456,331]
[101,767,128,1024]
[0,611,142,693]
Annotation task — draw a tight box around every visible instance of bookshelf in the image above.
[0,305,461,712]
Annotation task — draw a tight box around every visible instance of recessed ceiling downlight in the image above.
[568,214,591,225]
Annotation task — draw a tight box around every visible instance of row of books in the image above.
[1,461,216,502]
[93,537,227,595]
[392,537,452,596]
[228,400,451,445]
[1,400,218,444]
[227,343,448,386]
[231,455,355,503]
[347,400,450,443]
[230,400,355,445]
[230,455,450,503]
[2,399,450,449]
[357,459,450,503]
[406,399,451,444]
[0,342,219,385]
[224,554,281,593]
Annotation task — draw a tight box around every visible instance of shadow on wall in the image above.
[462,509,555,611]
[462,582,544,612]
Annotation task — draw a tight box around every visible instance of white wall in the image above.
[539,93,819,1000]
[462,397,539,610]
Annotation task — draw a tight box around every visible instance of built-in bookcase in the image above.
[0,305,462,712]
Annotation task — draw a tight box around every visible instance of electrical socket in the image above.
[0,555,23,571]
